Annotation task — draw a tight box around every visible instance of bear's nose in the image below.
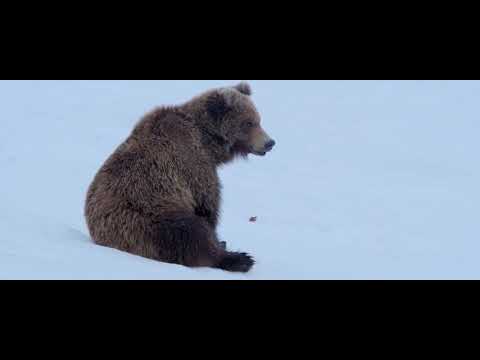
[265,140,276,151]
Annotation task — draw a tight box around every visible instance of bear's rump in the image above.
[89,202,221,267]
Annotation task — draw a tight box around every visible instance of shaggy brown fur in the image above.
[85,82,275,273]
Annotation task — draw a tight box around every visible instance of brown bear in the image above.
[85,82,275,273]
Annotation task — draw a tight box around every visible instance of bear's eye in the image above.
[246,121,255,128]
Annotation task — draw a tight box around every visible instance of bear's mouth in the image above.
[231,142,267,157]
[250,150,267,156]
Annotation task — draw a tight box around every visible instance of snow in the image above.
[1,80,479,279]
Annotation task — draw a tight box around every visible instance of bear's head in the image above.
[194,82,276,163]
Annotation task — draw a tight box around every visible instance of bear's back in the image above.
[86,107,217,221]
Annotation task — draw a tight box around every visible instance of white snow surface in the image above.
[1,80,479,280]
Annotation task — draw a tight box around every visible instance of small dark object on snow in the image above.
[249,217,257,223]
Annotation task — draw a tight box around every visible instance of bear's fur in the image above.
[85,82,275,273]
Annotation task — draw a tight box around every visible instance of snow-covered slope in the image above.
[1,80,479,279]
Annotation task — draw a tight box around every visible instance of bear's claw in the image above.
[218,252,255,273]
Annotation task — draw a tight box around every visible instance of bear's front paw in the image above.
[218,252,255,273]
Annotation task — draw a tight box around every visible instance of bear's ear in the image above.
[234,82,252,96]
[206,91,231,121]
[207,85,251,120]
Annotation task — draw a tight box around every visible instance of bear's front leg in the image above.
[194,203,219,229]
[194,200,226,251]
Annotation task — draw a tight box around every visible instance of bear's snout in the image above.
[264,139,276,152]
[250,127,276,156]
